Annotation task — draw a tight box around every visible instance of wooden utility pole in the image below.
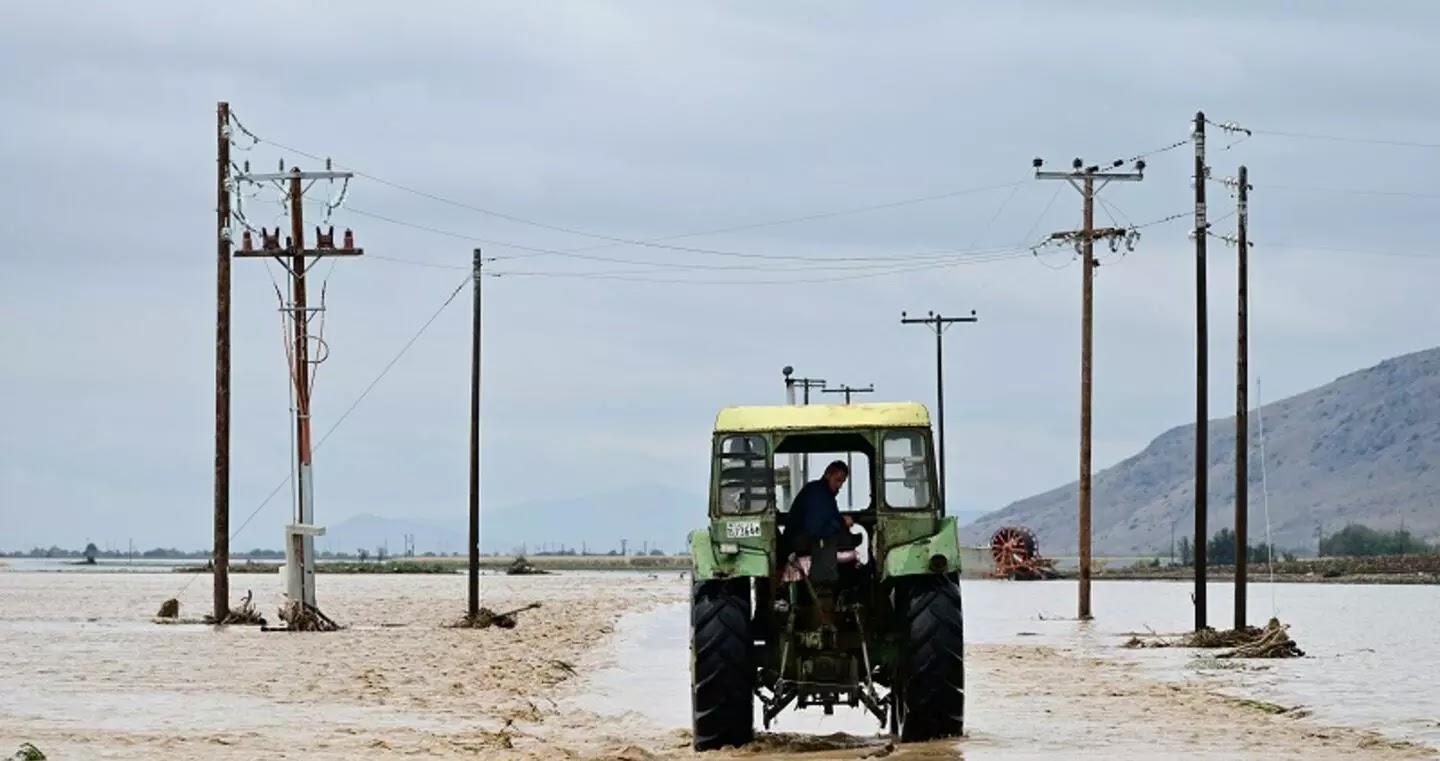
[468,249,483,619]
[900,311,978,508]
[822,383,876,507]
[1033,155,1145,620]
[234,165,362,613]
[1232,165,1251,630]
[214,101,232,623]
[1192,111,1210,632]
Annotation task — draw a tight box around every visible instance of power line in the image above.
[489,248,1032,285]
[1250,128,1440,151]
[233,118,1032,259]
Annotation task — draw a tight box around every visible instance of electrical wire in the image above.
[1258,184,1440,200]
[490,248,1032,285]
[1250,128,1440,151]
[233,117,1031,259]
[171,275,472,597]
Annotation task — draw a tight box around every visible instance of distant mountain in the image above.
[319,483,704,557]
[962,347,1440,556]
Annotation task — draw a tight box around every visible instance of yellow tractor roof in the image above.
[713,401,931,433]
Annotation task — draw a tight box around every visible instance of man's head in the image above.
[822,460,849,494]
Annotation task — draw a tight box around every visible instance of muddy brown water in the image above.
[2,566,1436,759]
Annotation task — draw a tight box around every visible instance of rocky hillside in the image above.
[961,347,1440,556]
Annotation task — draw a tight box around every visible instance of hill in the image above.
[961,347,1440,556]
[319,483,704,557]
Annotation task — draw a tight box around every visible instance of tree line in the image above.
[1174,522,1437,565]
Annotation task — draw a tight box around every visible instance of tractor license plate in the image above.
[725,520,762,539]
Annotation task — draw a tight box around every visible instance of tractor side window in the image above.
[882,431,932,509]
[716,435,773,515]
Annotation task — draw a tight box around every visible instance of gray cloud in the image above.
[3,0,1439,550]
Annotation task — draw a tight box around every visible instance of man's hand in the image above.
[843,514,854,529]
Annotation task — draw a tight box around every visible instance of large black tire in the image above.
[691,580,754,751]
[897,573,965,743]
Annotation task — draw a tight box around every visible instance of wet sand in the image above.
[0,571,1432,760]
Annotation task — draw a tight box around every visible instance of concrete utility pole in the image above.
[468,249,483,619]
[1033,154,1145,621]
[213,101,232,623]
[899,311,977,510]
[234,164,362,614]
[782,367,801,503]
[1231,166,1251,631]
[822,383,875,507]
[1192,111,1210,632]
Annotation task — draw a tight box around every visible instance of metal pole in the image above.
[213,101,231,623]
[935,315,947,507]
[783,367,799,502]
[1193,110,1209,632]
[287,168,317,609]
[1078,175,1095,621]
[1233,166,1249,630]
[468,249,483,619]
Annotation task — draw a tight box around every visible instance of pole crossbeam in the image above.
[1031,154,1146,622]
[900,310,978,510]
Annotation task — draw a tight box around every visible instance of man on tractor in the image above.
[782,459,856,557]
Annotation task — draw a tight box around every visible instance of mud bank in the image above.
[0,571,687,759]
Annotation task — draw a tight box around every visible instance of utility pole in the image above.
[1192,111,1210,632]
[899,312,977,509]
[234,164,362,615]
[1033,154,1145,621]
[822,383,875,507]
[213,101,232,623]
[782,367,800,502]
[468,249,483,619]
[791,374,827,481]
[1232,165,1251,631]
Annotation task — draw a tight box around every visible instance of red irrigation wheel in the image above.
[990,526,1038,576]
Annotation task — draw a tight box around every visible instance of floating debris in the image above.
[1126,617,1303,658]
[450,602,542,629]
[11,742,45,760]
[268,599,340,632]
[506,557,551,576]
[203,590,267,626]
[156,598,180,619]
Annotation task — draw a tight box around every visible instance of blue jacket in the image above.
[786,478,845,543]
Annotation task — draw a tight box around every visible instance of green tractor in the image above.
[687,401,965,751]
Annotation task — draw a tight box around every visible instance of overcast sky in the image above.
[4,1,1440,550]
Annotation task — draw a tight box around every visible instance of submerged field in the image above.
[1,569,1435,759]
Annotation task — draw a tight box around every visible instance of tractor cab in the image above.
[690,401,966,751]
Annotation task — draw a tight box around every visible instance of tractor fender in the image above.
[689,527,771,581]
[881,516,962,580]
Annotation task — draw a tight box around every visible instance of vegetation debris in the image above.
[450,602,543,629]
[156,598,180,619]
[11,743,45,761]
[270,599,340,632]
[1125,617,1304,658]
[506,556,551,575]
[203,590,267,626]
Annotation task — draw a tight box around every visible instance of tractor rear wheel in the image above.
[690,579,754,751]
[896,573,965,743]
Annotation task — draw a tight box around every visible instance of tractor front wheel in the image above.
[896,573,965,743]
[690,579,754,751]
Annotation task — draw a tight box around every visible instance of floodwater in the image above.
[2,567,1436,759]
[570,579,1440,755]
